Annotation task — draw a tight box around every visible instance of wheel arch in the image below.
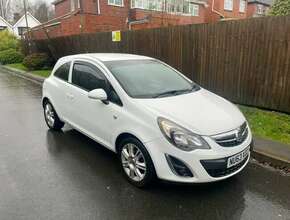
[42,97,50,108]
[115,133,142,154]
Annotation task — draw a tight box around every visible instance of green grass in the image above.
[6,63,52,78]
[239,105,290,146]
[7,63,27,71]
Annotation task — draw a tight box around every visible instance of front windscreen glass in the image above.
[104,59,200,98]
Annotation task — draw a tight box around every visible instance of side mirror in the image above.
[88,89,108,102]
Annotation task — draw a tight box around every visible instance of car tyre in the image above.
[118,137,156,188]
[44,101,64,131]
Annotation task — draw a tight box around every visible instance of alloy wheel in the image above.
[121,143,147,182]
[45,103,55,127]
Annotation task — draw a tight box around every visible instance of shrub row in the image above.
[0,31,53,69]
[23,53,53,70]
[0,49,24,65]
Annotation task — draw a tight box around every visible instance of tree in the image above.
[269,0,290,16]
[0,0,12,20]
[31,1,54,23]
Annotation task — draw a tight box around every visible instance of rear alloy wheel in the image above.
[119,138,156,188]
[44,101,64,131]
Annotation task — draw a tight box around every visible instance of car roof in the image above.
[59,53,154,62]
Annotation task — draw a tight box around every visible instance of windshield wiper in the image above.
[153,84,200,98]
[153,89,192,98]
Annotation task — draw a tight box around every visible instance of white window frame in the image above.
[131,0,164,11]
[239,0,246,13]
[224,0,233,11]
[130,0,199,16]
[70,0,80,11]
[256,4,264,14]
[108,0,124,7]
[189,3,199,16]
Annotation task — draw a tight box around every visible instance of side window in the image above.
[72,62,107,91]
[54,62,71,81]
[72,61,123,106]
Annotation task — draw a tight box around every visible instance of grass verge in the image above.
[6,63,52,78]
[239,105,290,147]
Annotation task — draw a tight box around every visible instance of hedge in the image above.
[0,49,24,65]
[23,53,51,70]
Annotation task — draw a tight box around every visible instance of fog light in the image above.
[165,154,193,177]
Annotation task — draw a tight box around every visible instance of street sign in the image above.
[112,30,121,42]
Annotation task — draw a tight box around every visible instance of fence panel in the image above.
[29,15,290,113]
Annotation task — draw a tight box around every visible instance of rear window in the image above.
[54,62,71,81]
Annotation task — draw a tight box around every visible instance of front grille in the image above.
[200,156,249,178]
[212,122,248,147]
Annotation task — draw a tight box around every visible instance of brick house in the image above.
[247,0,272,17]
[30,0,254,40]
[30,0,209,40]
[205,0,248,22]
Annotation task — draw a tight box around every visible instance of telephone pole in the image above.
[23,0,31,54]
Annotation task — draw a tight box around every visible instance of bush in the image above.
[0,31,20,52]
[269,0,290,15]
[0,49,24,65]
[23,53,51,70]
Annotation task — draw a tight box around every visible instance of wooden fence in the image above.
[28,15,290,113]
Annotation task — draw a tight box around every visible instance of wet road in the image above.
[0,69,289,220]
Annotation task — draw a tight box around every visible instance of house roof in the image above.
[0,16,13,29]
[13,12,41,27]
[248,0,273,6]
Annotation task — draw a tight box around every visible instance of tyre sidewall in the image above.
[118,137,156,188]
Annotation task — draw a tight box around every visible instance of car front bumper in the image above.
[144,129,252,183]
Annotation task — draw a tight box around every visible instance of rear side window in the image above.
[54,62,71,81]
[72,62,107,91]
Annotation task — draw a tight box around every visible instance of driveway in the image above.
[0,68,289,220]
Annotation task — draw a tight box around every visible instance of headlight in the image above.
[157,117,210,151]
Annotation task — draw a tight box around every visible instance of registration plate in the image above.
[227,148,249,168]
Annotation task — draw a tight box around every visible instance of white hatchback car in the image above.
[42,53,252,187]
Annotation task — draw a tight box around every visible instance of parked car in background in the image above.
[42,53,252,187]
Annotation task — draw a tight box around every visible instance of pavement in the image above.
[0,67,290,220]
[253,137,290,170]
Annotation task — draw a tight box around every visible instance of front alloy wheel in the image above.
[119,137,156,188]
[121,143,147,182]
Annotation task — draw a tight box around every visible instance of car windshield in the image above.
[104,59,200,98]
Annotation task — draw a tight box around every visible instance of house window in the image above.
[71,0,79,11]
[166,0,184,14]
[257,4,264,14]
[131,0,164,11]
[18,27,28,37]
[131,0,199,15]
[239,0,246,12]
[108,0,124,6]
[184,3,199,16]
[224,0,233,11]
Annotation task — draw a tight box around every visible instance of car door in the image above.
[66,60,123,149]
[50,61,72,122]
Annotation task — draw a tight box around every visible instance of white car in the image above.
[42,53,252,187]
